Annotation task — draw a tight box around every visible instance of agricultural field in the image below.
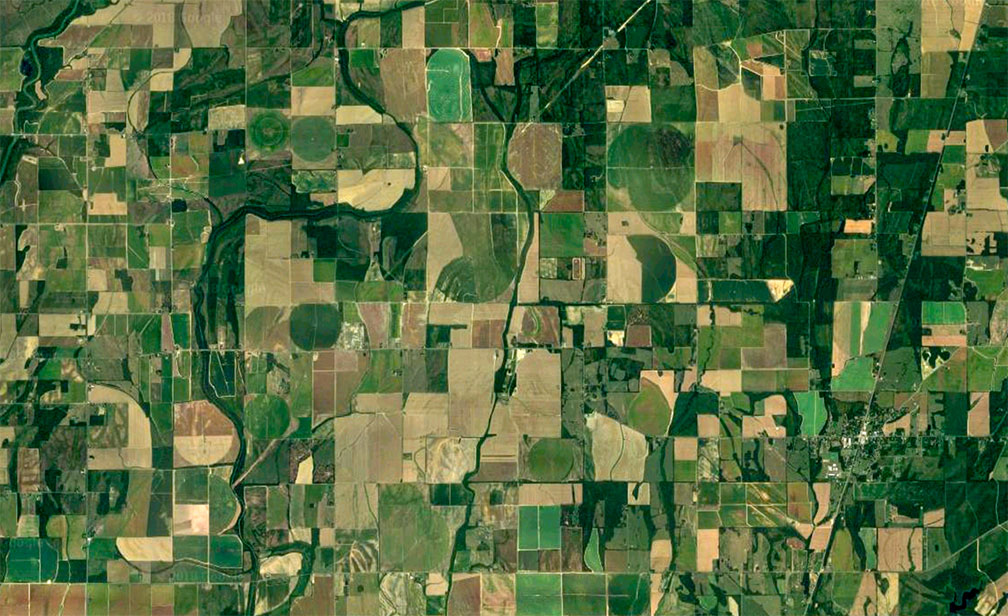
[0,0,1007,615]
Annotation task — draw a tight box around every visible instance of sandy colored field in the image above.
[338,169,415,211]
[87,385,152,470]
[426,213,465,296]
[448,348,496,436]
[606,235,643,303]
[586,412,646,482]
[333,412,403,483]
[174,399,239,467]
[117,537,173,563]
